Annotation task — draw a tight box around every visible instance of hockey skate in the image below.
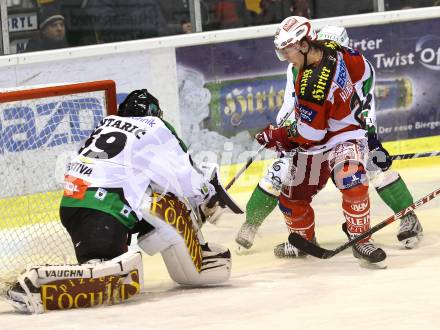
[397,211,423,249]
[342,223,387,269]
[235,222,260,254]
[273,237,317,258]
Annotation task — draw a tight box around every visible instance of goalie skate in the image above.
[342,223,387,269]
[5,282,32,313]
[397,211,423,249]
[5,277,43,314]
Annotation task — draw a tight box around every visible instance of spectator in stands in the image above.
[386,0,436,10]
[254,0,284,25]
[244,0,262,15]
[26,5,68,52]
[213,0,245,29]
[244,0,312,27]
[160,0,192,34]
[58,0,99,47]
[289,0,312,17]
[84,0,169,43]
[181,18,193,34]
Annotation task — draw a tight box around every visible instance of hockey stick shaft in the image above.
[390,151,440,161]
[225,145,265,190]
[288,187,440,259]
[226,139,440,190]
[224,110,294,190]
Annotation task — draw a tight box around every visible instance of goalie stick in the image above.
[288,187,440,259]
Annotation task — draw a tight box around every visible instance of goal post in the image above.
[0,80,117,287]
[0,80,118,109]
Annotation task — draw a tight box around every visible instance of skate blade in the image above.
[2,292,31,313]
[358,259,387,270]
[5,298,31,313]
[235,244,252,256]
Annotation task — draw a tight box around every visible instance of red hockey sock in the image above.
[279,196,315,240]
[341,184,371,242]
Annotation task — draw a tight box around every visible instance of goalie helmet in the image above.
[117,89,163,118]
[274,16,317,61]
[317,25,349,47]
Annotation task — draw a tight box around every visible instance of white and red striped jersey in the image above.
[287,42,374,153]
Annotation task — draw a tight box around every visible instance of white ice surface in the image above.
[1,166,440,330]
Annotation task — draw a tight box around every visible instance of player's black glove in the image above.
[367,133,392,172]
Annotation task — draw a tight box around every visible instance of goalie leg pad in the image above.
[139,189,230,285]
[199,242,231,284]
[161,241,231,286]
[137,229,173,256]
[5,251,143,313]
[138,213,231,285]
[138,202,195,256]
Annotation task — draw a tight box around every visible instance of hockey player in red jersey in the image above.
[236,25,422,255]
[255,16,387,267]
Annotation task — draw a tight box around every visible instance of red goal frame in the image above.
[0,80,118,115]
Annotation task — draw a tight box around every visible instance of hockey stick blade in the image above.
[288,187,440,259]
[288,233,335,259]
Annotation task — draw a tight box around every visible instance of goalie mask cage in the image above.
[0,80,117,287]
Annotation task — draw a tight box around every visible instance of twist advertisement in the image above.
[348,18,440,142]
[176,18,440,162]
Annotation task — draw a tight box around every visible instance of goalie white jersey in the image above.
[62,115,210,227]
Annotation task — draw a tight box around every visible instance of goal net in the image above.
[0,80,117,287]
